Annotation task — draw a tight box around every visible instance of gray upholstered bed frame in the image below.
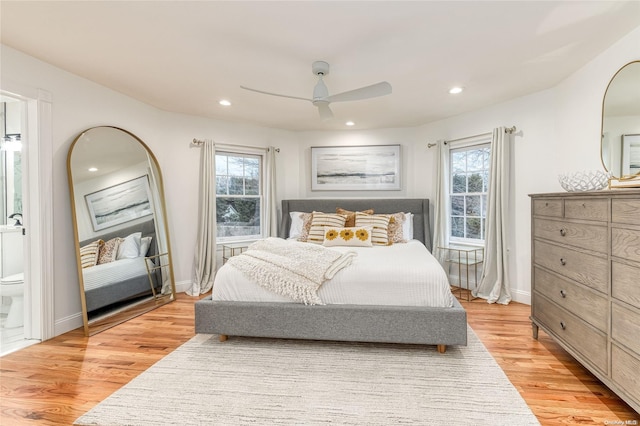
[195,198,467,352]
[80,219,160,316]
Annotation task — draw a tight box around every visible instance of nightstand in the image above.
[438,246,484,301]
[222,243,249,263]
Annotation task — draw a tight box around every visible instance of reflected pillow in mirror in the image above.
[117,232,142,259]
[80,239,103,269]
[98,237,123,264]
[139,236,153,257]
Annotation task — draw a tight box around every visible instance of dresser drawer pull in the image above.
[560,258,566,266]
[560,290,566,298]
[560,321,566,330]
[559,228,567,237]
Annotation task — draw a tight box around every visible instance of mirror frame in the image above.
[601,60,640,187]
[67,126,176,336]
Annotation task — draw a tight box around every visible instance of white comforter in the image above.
[213,240,453,307]
[82,257,149,291]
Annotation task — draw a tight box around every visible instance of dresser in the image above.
[530,190,640,413]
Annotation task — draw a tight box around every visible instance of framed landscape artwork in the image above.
[622,134,640,176]
[311,144,401,191]
[85,175,153,231]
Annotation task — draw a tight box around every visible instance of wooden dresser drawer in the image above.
[534,267,608,331]
[565,198,608,222]
[533,294,607,373]
[612,303,640,355]
[533,240,608,294]
[611,345,640,407]
[612,199,640,225]
[533,218,607,253]
[533,198,562,217]
[612,228,640,263]
[612,261,640,309]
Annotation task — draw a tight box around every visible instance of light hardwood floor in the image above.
[0,293,638,425]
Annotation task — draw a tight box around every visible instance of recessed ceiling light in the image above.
[88,167,98,172]
[449,87,464,94]
[345,121,355,126]
[219,99,231,106]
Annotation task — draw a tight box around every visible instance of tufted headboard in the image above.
[279,199,432,252]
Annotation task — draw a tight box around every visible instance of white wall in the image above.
[1,45,300,334]
[1,24,638,336]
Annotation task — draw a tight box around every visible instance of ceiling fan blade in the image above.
[317,103,334,121]
[240,86,311,102]
[327,81,392,103]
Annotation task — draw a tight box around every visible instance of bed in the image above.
[195,198,467,352]
[80,219,162,316]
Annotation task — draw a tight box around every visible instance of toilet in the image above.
[0,272,24,328]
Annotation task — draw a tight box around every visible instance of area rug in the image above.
[75,327,539,425]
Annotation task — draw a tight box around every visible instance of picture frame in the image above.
[622,134,640,176]
[311,144,401,191]
[85,175,153,231]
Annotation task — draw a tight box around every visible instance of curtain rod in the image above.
[427,126,517,148]
[191,138,280,152]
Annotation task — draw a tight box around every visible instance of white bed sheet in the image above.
[212,240,453,307]
[82,257,149,291]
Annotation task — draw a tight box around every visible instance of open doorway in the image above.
[0,88,53,356]
[0,96,28,353]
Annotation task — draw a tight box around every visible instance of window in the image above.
[450,143,490,243]
[215,151,263,241]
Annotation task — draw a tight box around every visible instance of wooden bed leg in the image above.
[437,344,446,354]
[218,334,228,342]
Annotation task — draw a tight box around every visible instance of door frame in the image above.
[1,85,54,341]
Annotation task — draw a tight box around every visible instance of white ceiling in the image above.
[1,1,638,131]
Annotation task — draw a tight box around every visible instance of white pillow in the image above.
[139,236,153,257]
[288,211,306,239]
[116,232,142,259]
[403,213,414,240]
[322,226,373,247]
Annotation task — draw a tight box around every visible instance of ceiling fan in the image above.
[240,61,392,120]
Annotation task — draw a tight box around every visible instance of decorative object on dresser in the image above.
[530,190,640,413]
[557,170,611,192]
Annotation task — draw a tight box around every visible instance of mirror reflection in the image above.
[68,126,175,335]
[601,61,640,179]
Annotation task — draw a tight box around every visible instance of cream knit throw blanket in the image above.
[226,237,357,305]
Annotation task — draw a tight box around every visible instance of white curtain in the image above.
[432,140,450,263]
[188,139,216,296]
[265,147,278,237]
[473,127,512,304]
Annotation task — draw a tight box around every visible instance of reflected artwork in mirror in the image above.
[601,60,640,186]
[67,126,176,335]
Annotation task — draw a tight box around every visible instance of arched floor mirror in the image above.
[67,126,176,336]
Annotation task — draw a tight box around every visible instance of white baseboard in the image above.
[55,312,84,336]
[510,288,531,305]
[175,280,193,294]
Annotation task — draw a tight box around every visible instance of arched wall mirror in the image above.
[601,60,640,182]
[67,126,176,336]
